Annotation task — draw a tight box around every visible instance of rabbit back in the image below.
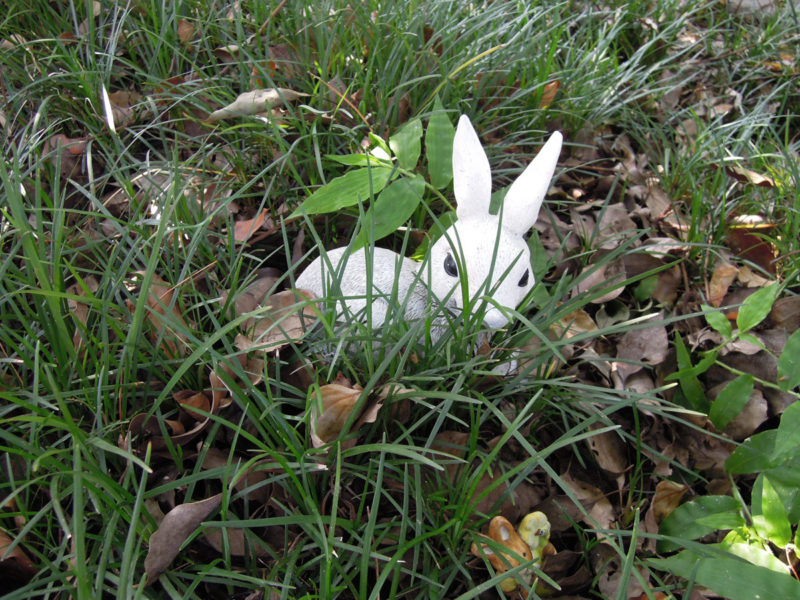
[295,247,428,327]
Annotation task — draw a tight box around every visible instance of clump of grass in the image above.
[1,0,799,598]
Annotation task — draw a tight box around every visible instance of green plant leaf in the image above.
[325,153,390,167]
[709,374,753,430]
[672,333,708,412]
[751,473,792,548]
[353,174,425,249]
[703,304,732,339]
[726,430,777,474]
[657,495,742,553]
[389,118,423,170]
[774,401,800,461]
[716,539,791,574]
[426,97,455,190]
[736,284,779,333]
[291,167,393,217]
[777,328,800,391]
[651,552,800,600]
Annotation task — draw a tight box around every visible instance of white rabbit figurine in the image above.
[295,114,562,341]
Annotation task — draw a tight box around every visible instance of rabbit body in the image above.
[295,115,562,338]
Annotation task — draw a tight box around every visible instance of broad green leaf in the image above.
[709,374,753,430]
[657,495,742,553]
[291,167,393,217]
[652,552,800,600]
[325,153,389,167]
[352,174,425,249]
[777,328,800,391]
[703,304,732,339]
[774,401,800,460]
[665,349,717,381]
[767,465,800,524]
[751,473,792,547]
[736,284,779,333]
[389,118,423,170]
[726,430,777,474]
[426,97,455,189]
[716,539,791,573]
[673,333,708,412]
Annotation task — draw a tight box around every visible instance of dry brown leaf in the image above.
[233,209,267,243]
[204,528,271,557]
[585,424,628,484]
[309,382,363,447]
[177,19,194,45]
[725,165,774,188]
[708,261,739,307]
[42,134,88,179]
[560,471,615,534]
[574,259,627,304]
[205,88,308,122]
[174,389,211,420]
[139,273,191,358]
[0,529,36,591]
[106,90,144,129]
[538,80,560,109]
[236,289,318,354]
[144,494,222,586]
[66,276,99,350]
[210,354,264,402]
[613,323,669,386]
[651,480,688,523]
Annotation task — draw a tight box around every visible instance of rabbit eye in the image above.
[518,269,529,287]
[444,253,458,277]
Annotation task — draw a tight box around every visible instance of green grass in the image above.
[1,0,799,598]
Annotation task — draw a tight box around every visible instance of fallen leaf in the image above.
[309,382,363,447]
[725,165,774,188]
[236,289,318,354]
[0,529,36,592]
[204,527,271,557]
[538,80,560,109]
[177,19,194,45]
[708,261,739,307]
[651,480,688,523]
[205,88,308,122]
[42,134,88,179]
[66,276,99,350]
[144,493,222,585]
[133,273,192,358]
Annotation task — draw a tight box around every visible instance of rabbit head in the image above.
[427,115,562,329]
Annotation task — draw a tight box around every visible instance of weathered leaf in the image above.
[205,88,307,122]
[777,328,800,391]
[236,289,318,353]
[426,97,455,189]
[290,167,393,217]
[708,262,739,307]
[389,118,423,170]
[353,174,425,248]
[709,374,754,431]
[144,494,222,585]
[144,274,191,358]
[309,383,362,447]
[737,284,779,333]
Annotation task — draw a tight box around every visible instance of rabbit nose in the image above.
[483,308,509,329]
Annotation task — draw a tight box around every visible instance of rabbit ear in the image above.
[501,131,562,235]
[453,115,492,220]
